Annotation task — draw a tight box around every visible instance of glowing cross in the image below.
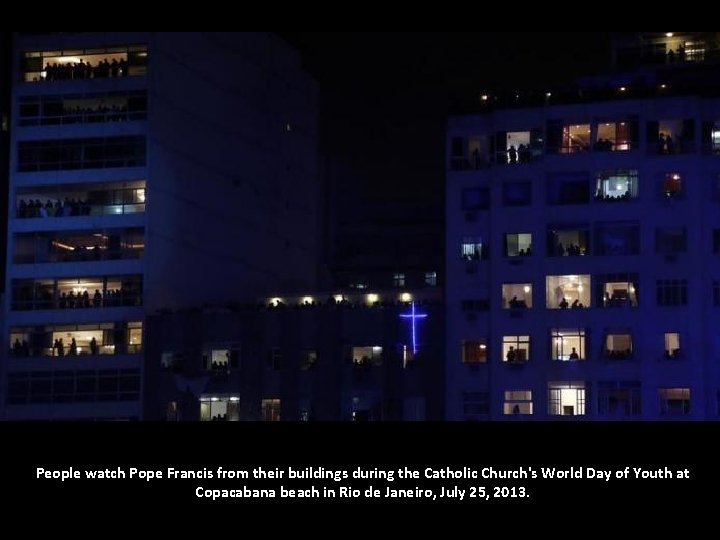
[399,302,428,355]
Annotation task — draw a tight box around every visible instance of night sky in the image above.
[279,32,612,201]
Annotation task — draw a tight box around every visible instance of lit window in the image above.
[551,329,585,361]
[502,284,532,309]
[595,120,634,152]
[663,173,683,198]
[200,396,240,422]
[659,388,690,415]
[393,273,406,288]
[548,382,586,416]
[502,335,530,364]
[595,170,639,201]
[504,391,533,415]
[352,346,383,366]
[461,339,487,364]
[261,399,281,422]
[425,272,438,287]
[461,238,484,261]
[561,124,591,153]
[203,349,230,371]
[505,233,532,257]
[501,130,541,164]
[604,332,633,359]
[546,275,591,310]
[664,333,681,359]
[709,123,720,154]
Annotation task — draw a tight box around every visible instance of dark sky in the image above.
[279,32,611,202]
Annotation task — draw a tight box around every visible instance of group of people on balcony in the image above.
[604,348,632,360]
[507,296,528,309]
[18,198,92,218]
[551,241,586,257]
[10,339,30,358]
[594,188,632,202]
[11,336,99,358]
[41,58,130,81]
[58,288,139,309]
[594,138,617,151]
[14,286,141,311]
[666,44,687,64]
[505,144,534,164]
[558,298,585,309]
[603,291,634,308]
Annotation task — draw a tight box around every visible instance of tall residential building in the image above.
[0,32,10,290]
[2,32,319,420]
[446,32,720,421]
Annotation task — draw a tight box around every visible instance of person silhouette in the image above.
[472,147,481,169]
[665,134,675,154]
[508,145,518,164]
[569,347,579,360]
[506,346,517,363]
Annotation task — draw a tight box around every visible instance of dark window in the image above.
[547,172,590,205]
[461,188,490,211]
[656,279,688,306]
[503,181,532,207]
[655,228,687,254]
[594,221,640,256]
[18,136,146,172]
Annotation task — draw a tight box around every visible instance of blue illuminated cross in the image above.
[399,302,428,355]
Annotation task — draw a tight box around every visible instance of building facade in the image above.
[144,291,443,421]
[446,32,720,420]
[2,32,319,419]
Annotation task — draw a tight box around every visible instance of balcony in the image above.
[15,182,146,221]
[21,45,148,83]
